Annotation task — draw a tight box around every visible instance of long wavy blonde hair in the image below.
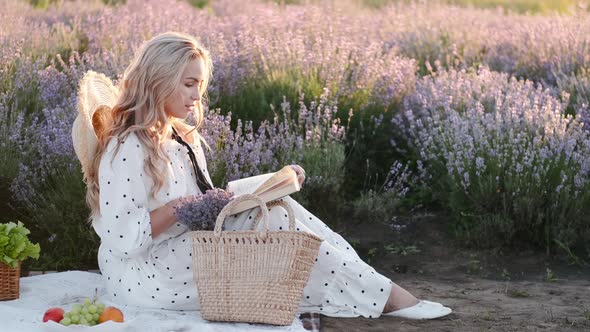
[86,31,213,219]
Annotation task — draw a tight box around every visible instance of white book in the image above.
[225,166,301,215]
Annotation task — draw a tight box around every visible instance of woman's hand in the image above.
[170,195,199,209]
[150,195,199,238]
[290,164,306,187]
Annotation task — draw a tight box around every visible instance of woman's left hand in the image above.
[290,164,306,187]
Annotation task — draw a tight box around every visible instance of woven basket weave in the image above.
[191,194,322,325]
[0,261,21,301]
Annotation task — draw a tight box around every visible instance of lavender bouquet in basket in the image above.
[174,188,235,231]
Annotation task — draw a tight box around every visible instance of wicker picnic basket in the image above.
[0,261,21,301]
[191,194,322,325]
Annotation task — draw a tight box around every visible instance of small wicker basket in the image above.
[0,261,21,301]
[191,194,322,325]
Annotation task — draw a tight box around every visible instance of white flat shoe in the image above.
[422,300,444,307]
[383,300,452,320]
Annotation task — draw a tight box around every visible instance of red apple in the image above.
[42,307,64,323]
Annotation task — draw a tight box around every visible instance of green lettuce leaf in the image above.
[0,221,41,269]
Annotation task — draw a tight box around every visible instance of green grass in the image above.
[211,68,325,128]
[0,141,23,224]
[22,163,100,271]
[448,0,588,14]
[0,147,22,226]
[360,0,589,14]
[30,0,128,9]
[341,103,406,196]
[186,0,209,9]
[506,288,530,298]
[291,142,347,225]
[383,244,421,256]
[351,190,398,225]
[260,0,589,14]
[28,0,57,9]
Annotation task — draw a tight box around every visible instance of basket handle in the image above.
[252,199,296,232]
[214,194,270,237]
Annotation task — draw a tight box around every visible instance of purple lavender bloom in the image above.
[174,188,234,231]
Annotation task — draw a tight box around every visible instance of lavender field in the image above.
[1,0,590,278]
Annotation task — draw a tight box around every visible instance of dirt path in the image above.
[319,212,590,331]
[322,275,590,331]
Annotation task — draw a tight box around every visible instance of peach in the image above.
[98,306,124,323]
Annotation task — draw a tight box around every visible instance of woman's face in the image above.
[164,57,206,119]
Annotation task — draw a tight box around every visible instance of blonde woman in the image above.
[80,31,451,321]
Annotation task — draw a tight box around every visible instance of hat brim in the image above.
[72,71,119,178]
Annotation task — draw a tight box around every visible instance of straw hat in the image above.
[72,71,119,179]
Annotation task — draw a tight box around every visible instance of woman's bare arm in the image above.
[149,196,193,238]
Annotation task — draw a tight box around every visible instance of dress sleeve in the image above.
[96,134,153,258]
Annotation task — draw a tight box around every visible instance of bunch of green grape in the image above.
[60,298,106,326]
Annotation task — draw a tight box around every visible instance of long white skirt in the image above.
[221,195,393,318]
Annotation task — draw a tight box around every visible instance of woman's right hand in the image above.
[169,195,199,210]
[289,164,306,187]
[151,195,199,238]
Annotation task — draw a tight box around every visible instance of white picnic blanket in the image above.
[0,271,305,332]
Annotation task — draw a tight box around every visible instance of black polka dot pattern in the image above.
[97,134,391,315]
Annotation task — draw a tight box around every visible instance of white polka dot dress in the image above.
[223,197,393,318]
[93,132,392,318]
